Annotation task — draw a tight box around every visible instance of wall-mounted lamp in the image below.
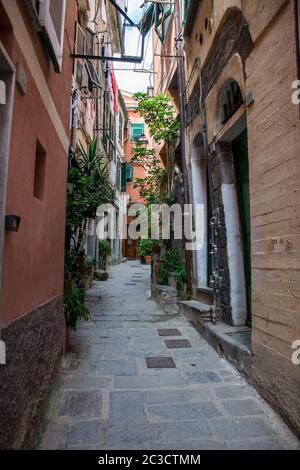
[5,214,21,232]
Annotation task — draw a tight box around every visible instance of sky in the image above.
[114,0,153,94]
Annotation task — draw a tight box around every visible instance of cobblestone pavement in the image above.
[39,262,300,450]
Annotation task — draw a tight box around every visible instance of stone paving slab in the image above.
[38,262,300,450]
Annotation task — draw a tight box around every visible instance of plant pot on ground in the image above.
[144,255,152,265]
[99,239,111,272]
[138,239,153,265]
[159,248,187,296]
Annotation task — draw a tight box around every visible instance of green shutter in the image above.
[126,165,133,182]
[121,163,127,192]
[130,123,144,142]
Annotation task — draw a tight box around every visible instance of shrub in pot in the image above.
[138,239,153,265]
[99,239,111,271]
[159,249,187,296]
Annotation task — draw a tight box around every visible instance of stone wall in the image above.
[185,0,300,435]
[0,296,63,449]
[245,1,300,435]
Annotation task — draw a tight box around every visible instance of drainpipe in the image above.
[174,0,193,296]
[196,57,218,324]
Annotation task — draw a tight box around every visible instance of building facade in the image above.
[70,0,127,268]
[121,90,152,260]
[0,0,128,449]
[151,0,300,436]
[0,0,76,448]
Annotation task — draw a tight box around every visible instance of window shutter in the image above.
[39,0,67,73]
[126,165,133,182]
[121,163,127,192]
[130,123,145,142]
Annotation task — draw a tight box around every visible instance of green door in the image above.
[232,130,251,323]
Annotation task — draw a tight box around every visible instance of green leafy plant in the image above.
[138,238,153,257]
[64,279,90,329]
[64,139,115,329]
[159,249,187,294]
[66,140,115,254]
[131,93,179,204]
[131,143,168,204]
[85,256,96,269]
[133,93,180,145]
[99,239,111,271]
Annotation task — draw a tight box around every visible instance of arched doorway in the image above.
[213,78,251,325]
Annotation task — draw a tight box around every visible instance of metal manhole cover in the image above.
[165,339,192,349]
[145,357,176,368]
[157,329,181,337]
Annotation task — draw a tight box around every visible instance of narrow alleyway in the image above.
[39,262,299,450]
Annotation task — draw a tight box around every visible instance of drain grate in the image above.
[165,339,192,349]
[145,356,176,368]
[125,283,137,285]
[157,328,181,337]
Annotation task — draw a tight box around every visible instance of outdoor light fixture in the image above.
[5,214,21,232]
[136,134,149,145]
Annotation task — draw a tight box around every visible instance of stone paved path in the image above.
[39,262,300,450]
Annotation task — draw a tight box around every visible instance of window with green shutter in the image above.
[126,165,133,182]
[121,163,127,192]
[130,123,145,142]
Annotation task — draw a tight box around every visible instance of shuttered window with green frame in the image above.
[121,163,127,192]
[130,123,144,142]
[126,165,133,182]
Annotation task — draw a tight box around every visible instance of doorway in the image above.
[231,129,251,323]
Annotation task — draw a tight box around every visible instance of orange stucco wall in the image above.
[122,92,151,205]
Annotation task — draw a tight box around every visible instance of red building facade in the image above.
[0,0,76,449]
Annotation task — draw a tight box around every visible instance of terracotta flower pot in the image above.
[144,255,152,265]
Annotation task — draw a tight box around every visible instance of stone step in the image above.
[179,300,214,322]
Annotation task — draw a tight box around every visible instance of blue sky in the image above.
[114,0,153,93]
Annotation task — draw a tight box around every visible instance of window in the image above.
[126,165,133,182]
[121,163,127,192]
[74,23,86,86]
[85,28,94,56]
[130,123,144,142]
[33,140,46,200]
[182,0,190,24]
[25,0,67,73]
[119,114,123,142]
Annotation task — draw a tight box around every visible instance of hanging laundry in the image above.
[111,67,119,114]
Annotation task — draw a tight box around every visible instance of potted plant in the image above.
[99,239,111,271]
[159,249,187,296]
[138,239,153,265]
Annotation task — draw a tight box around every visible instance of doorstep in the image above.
[179,300,252,380]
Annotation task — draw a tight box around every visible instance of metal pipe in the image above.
[174,0,193,296]
[108,0,137,28]
[71,53,143,63]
